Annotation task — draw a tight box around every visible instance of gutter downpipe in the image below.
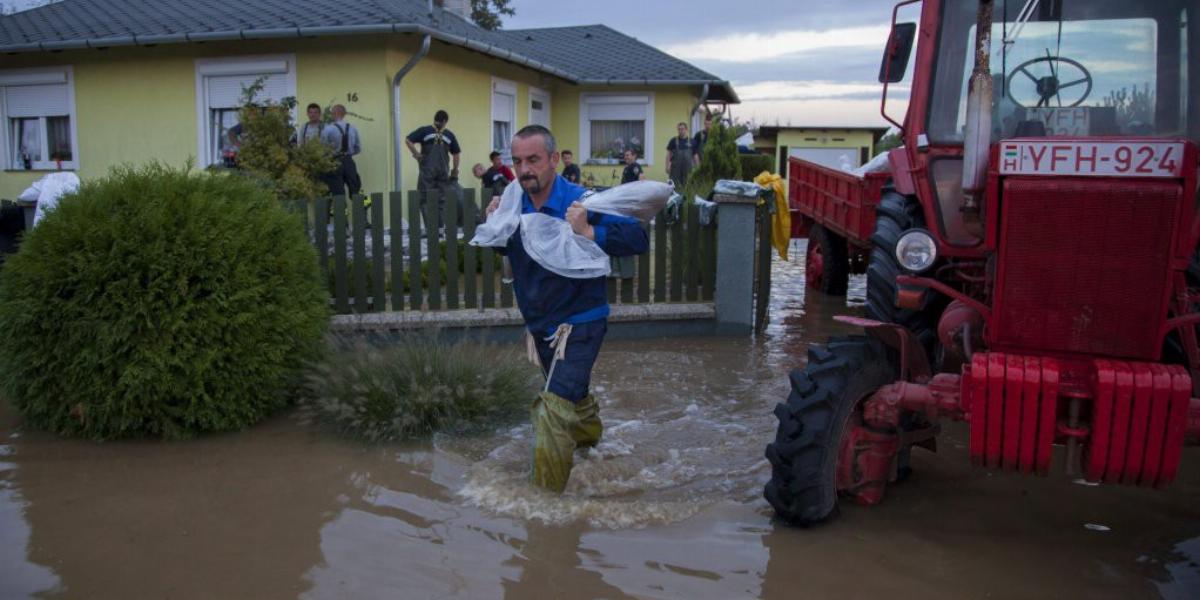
[690,82,711,118]
[392,33,432,192]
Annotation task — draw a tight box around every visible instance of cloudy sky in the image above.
[1,0,912,127]
[506,0,912,127]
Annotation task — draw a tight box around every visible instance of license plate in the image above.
[999,140,1185,178]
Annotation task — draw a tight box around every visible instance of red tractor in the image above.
[765,0,1200,525]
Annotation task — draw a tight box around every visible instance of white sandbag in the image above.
[578,180,672,222]
[470,179,671,278]
[469,180,523,248]
[851,151,892,177]
[18,172,80,227]
[519,212,610,278]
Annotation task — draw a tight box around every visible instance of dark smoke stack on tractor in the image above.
[766,0,1200,526]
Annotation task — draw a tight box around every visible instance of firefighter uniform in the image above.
[407,124,462,221]
[320,120,362,196]
[666,135,694,188]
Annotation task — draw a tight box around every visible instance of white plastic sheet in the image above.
[470,179,672,279]
[18,172,80,227]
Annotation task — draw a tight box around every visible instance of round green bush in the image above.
[303,333,539,442]
[0,163,329,440]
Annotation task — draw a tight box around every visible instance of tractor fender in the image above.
[833,315,931,383]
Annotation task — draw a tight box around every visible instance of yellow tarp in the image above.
[754,171,791,260]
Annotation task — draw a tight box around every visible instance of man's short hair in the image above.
[624,149,636,157]
[677,121,688,128]
[513,124,557,154]
[434,109,449,123]
[561,149,573,156]
[704,112,714,122]
[489,151,501,160]
[332,104,346,114]
[306,102,321,112]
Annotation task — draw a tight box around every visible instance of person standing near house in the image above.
[474,151,513,199]
[692,112,713,166]
[560,149,581,184]
[620,149,644,184]
[405,109,462,226]
[319,104,362,196]
[297,103,324,144]
[484,125,648,493]
[665,122,694,188]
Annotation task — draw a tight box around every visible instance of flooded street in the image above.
[3,240,1200,599]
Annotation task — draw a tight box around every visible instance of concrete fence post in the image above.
[713,191,759,334]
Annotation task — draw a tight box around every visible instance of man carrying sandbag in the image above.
[485,125,649,493]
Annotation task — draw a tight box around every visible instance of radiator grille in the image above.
[993,178,1180,360]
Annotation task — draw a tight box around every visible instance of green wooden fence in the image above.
[287,187,717,314]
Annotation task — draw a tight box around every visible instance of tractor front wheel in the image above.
[764,336,898,526]
[805,224,849,296]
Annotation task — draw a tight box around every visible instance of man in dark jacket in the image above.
[485,125,648,493]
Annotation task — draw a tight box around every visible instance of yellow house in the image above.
[0,0,738,201]
[755,126,889,178]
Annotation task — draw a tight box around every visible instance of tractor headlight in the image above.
[895,229,938,273]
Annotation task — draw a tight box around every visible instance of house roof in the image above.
[0,0,738,102]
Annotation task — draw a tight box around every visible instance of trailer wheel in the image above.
[806,224,849,296]
[866,192,940,353]
[764,336,897,526]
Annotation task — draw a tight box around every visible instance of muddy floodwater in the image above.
[3,241,1199,599]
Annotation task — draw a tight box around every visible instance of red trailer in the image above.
[765,0,1200,526]
[788,157,888,295]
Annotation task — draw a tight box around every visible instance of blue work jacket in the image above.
[503,175,649,335]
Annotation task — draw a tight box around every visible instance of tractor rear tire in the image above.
[806,224,849,296]
[866,192,941,353]
[764,336,897,526]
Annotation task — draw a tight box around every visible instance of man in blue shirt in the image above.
[486,124,649,493]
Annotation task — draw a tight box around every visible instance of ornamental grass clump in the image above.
[0,163,328,440]
[303,334,540,442]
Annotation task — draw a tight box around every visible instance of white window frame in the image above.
[194,54,297,168]
[579,92,655,165]
[528,86,551,128]
[0,66,80,171]
[491,77,517,164]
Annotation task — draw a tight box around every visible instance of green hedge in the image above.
[739,154,776,181]
[0,163,329,440]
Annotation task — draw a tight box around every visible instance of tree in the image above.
[1,0,60,15]
[875,131,903,153]
[230,78,335,200]
[683,112,742,200]
[435,0,515,30]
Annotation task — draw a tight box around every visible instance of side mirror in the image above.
[878,22,916,84]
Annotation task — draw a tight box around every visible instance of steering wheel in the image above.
[1005,54,1093,108]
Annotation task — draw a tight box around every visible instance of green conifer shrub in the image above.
[0,163,329,440]
[684,115,743,200]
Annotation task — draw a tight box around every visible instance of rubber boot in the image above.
[572,395,603,449]
[530,391,580,493]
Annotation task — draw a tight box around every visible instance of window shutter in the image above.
[206,73,289,109]
[588,102,647,121]
[6,83,70,117]
[491,91,515,123]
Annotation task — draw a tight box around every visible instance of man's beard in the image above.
[520,175,542,194]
